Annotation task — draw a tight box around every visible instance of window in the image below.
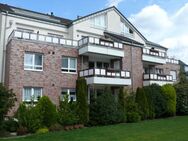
[120,22,129,34]
[185,66,188,72]
[23,87,42,102]
[91,14,106,29]
[170,70,177,81]
[62,57,77,73]
[61,88,76,102]
[24,52,43,71]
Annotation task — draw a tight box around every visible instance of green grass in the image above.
[1,116,188,141]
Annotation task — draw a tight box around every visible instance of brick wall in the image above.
[5,39,80,115]
[122,45,143,91]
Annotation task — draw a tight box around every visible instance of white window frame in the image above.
[61,88,76,102]
[22,87,43,102]
[61,57,77,73]
[91,14,107,29]
[24,52,43,71]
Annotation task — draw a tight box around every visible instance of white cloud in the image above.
[106,0,124,7]
[129,3,188,63]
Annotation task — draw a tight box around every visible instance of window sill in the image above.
[91,25,107,30]
[61,71,77,75]
[24,69,43,72]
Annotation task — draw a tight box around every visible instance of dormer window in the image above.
[91,14,107,29]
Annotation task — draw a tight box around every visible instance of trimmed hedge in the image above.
[144,84,166,118]
[161,84,176,116]
[175,84,188,115]
[135,87,149,120]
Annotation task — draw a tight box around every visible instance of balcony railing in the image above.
[78,36,123,50]
[143,48,166,58]
[143,73,173,81]
[166,58,179,64]
[79,68,131,78]
[8,30,78,48]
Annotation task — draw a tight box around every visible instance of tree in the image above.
[35,96,57,127]
[76,77,89,125]
[174,84,188,115]
[135,87,149,120]
[58,94,78,126]
[161,84,176,116]
[0,83,16,129]
[89,87,123,125]
[118,87,128,122]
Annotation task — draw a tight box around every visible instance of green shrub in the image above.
[35,96,58,127]
[3,118,18,132]
[0,83,16,127]
[118,88,127,122]
[175,84,188,115]
[125,96,141,123]
[17,126,28,136]
[135,87,149,120]
[58,95,79,126]
[49,123,63,132]
[89,87,123,125]
[76,78,89,124]
[161,84,176,116]
[36,127,49,134]
[16,103,41,133]
[144,84,166,118]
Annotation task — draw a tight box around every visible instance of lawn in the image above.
[1,116,188,141]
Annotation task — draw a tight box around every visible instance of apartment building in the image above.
[0,3,179,114]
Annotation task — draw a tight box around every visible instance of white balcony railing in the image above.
[8,30,78,48]
[78,37,123,50]
[143,48,166,58]
[143,73,173,81]
[79,68,131,78]
[166,58,179,64]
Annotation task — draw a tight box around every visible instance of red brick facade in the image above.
[5,39,180,115]
[5,39,80,115]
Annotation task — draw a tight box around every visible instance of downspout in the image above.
[130,41,134,92]
[1,11,12,83]
[1,11,8,83]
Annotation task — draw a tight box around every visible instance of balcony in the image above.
[78,37,124,58]
[8,30,78,48]
[143,73,173,86]
[142,48,166,64]
[79,68,131,86]
[166,58,179,64]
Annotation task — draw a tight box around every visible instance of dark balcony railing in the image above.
[78,36,123,50]
[143,48,166,58]
[143,73,173,81]
[79,68,131,78]
[8,30,78,48]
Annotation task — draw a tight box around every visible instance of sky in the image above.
[1,0,188,64]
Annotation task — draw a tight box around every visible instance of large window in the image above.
[61,88,76,102]
[62,57,77,73]
[91,14,106,29]
[24,52,43,71]
[23,87,42,102]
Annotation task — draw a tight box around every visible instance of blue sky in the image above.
[1,0,188,63]
[0,0,187,19]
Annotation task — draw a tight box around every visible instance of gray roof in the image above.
[0,3,72,26]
